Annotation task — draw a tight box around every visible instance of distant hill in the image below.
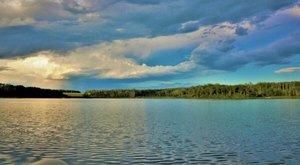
[0,83,80,98]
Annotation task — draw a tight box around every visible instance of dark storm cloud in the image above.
[0,0,295,58]
[192,32,300,71]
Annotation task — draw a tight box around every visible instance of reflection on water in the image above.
[0,99,300,164]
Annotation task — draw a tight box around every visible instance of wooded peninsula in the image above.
[1,81,300,99]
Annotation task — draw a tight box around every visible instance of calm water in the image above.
[0,99,300,165]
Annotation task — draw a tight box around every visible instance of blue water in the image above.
[0,99,300,164]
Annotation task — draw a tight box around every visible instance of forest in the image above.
[1,82,300,98]
[0,83,80,98]
[84,81,300,99]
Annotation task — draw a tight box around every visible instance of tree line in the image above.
[84,81,300,98]
[1,82,300,98]
[0,83,80,98]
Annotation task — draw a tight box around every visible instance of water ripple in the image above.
[0,99,300,164]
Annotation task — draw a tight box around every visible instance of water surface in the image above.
[0,99,300,164]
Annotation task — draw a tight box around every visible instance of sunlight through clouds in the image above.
[0,0,299,89]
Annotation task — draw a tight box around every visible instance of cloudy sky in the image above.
[0,0,300,90]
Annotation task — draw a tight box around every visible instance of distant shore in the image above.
[1,81,300,99]
[62,93,300,99]
[63,95,300,99]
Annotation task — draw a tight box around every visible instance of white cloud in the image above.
[64,0,93,11]
[189,21,254,66]
[63,43,196,79]
[0,0,26,10]
[188,4,300,71]
[116,28,125,32]
[0,47,195,84]
[179,20,200,32]
[0,52,78,80]
[275,67,300,73]
[0,0,298,90]
[284,5,300,17]
[0,17,35,27]
[78,12,100,22]
[0,53,67,89]
[0,17,254,88]
[0,0,82,29]
[98,24,236,59]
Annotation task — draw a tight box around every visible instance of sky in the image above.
[0,0,300,91]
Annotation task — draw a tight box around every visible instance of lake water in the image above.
[0,99,300,164]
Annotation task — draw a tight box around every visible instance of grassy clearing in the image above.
[63,92,84,98]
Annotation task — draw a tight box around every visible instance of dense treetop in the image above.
[1,82,300,98]
[84,82,300,99]
[0,83,80,98]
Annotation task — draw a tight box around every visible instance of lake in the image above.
[0,99,300,164]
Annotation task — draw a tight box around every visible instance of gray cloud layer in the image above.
[0,0,300,89]
[0,0,296,57]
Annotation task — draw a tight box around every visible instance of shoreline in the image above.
[1,96,300,99]
[2,81,300,99]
